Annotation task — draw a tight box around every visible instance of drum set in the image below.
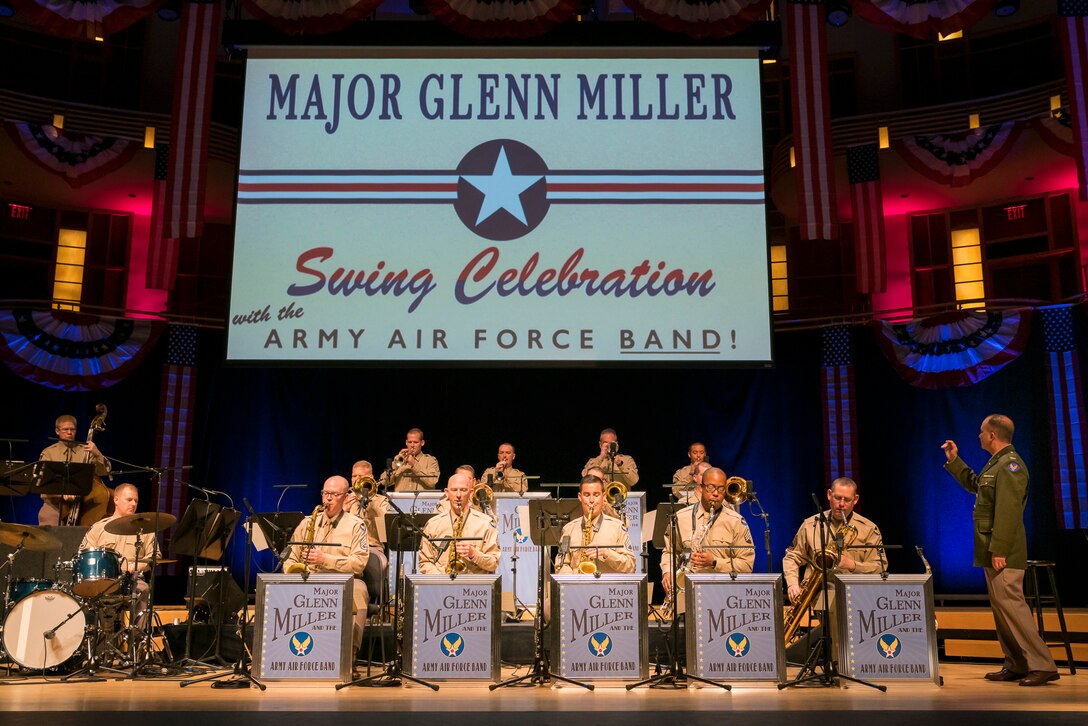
[0,514,176,676]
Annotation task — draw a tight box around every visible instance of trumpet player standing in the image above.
[418,472,500,575]
[581,428,639,487]
[661,468,754,614]
[480,443,528,493]
[555,476,635,575]
[384,428,441,491]
[282,475,370,653]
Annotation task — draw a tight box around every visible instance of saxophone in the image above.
[662,506,719,617]
[782,519,857,645]
[446,509,468,577]
[286,504,324,578]
[578,514,598,575]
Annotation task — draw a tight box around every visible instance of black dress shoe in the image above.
[984,668,1027,681]
[1018,671,1060,687]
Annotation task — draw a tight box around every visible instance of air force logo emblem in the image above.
[588,632,613,657]
[726,633,751,658]
[289,631,314,657]
[440,632,465,658]
[513,527,529,545]
[1007,461,1020,473]
[877,633,902,659]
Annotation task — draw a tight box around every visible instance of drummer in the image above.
[80,483,159,629]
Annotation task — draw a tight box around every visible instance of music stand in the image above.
[172,500,240,668]
[337,510,436,690]
[252,512,305,565]
[491,498,589,691]
[0,461,36,497]
[32,460,95,497]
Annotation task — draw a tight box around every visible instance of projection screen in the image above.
[228,48,772,364]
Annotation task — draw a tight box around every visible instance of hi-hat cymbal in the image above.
[104,512,177,536]
[0,522,62,551]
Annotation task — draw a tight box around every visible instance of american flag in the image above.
[788,0,837,241]
[821,324,858,482]
[164,1,220,240]
[153,325,199,572]
[847,143,886,294]
[1059,1,1088,201]
[1041,305,1088,529]
[147,143,180,290]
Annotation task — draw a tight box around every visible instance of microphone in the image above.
[488,473,494,487]
[557,535,571,561]
[608,441,618,457]
[44,628,56,640]
[242,497,258,519]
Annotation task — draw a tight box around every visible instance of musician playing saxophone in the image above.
[555,476,635,574]
[282,475,370,653]
[418,472,500,575]
[660,468,754,611]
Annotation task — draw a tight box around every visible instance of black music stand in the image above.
[252,512,305,568]
[172,500,240,668]
[32,460,94,498]
[0,460,36,497]
[491,498,589,691]
[337,509,436,690]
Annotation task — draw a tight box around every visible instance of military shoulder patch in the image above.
[1007,461,1020,472]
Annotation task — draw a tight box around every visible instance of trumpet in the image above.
[392,449,409,469]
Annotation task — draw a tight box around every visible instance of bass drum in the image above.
[2,589,87,670]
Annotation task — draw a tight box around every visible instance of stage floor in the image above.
[0,663,1081,725]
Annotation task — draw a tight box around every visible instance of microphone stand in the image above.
[181,498,265,689]
[744,484,773,574]
[337,494,438,691]
[176,482,221,672]
[627,502,729,691]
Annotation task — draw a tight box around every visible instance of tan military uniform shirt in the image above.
[81,514,160,572]
[353,494,390,551]
[782,511,884,591]
[555,513,636,574]
[283,510,369,577]
[480,466,528,494]
[659,503,755,576]
[384,453,441,491]
[582,454,639,486]
[418,508,500,574]
[38,441,112,524]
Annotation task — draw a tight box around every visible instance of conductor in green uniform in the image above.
[942,414,1058,687]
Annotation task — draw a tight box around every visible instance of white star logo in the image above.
[461,146,543,226]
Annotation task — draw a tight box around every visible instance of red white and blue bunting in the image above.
[6,0,160,40]
[0,309,164,392]
[893,121,1022,188]
[425,0,583,39]
[622,0,771,40]
[871,309,1032,389]
[240,0,383,36]
[4,122,139,189]
[1041,304,1088,530]
[851,0,996,40]
[1031,108,1075,158]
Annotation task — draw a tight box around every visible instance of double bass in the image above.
[58,404,114,526]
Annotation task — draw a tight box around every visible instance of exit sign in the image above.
[1004,204,1026,221]
[9,203,31,220]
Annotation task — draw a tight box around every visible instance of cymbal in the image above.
[0,522,62,551]
[104,512,177,536]
[154,559,178,565]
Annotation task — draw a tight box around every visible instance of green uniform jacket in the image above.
[944,445,1029,570]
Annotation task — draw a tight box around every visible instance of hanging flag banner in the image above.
[229,49,771,364]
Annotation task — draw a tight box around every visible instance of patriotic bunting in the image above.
[621,0,772,40]
[4,122,138,189]
[871,309,1032,389]
[1059,1,1088,201]
[788,0,837,241]
[152,325,200,574]
[1031,108,1076,157]
[425,0,583,39]
[1041,305,1088,529]
[164,1,221,241]
[5,0,159,40]
[0,309,164,391]
[821,325,859,483]
[851,0,996,40]
[846,143,886,295]
[894,121,1023,187]
[239,0,383,36]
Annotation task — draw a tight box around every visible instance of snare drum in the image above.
[2,588,87,670]
[71,548,124,598]
[8,578,55,606]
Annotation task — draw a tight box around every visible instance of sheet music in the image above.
[642,510,657,543]
[516,504,530,533]
[250,520,270,552]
